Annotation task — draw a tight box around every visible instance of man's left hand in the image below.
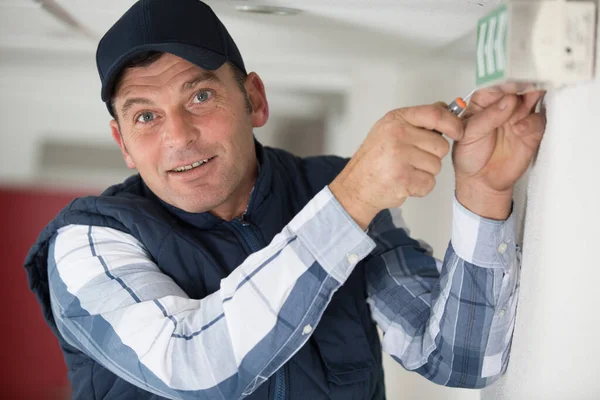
[452,89,546,220]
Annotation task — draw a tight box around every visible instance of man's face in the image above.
[110,53,269,218]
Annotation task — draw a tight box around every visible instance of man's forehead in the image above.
[115,53,225,98]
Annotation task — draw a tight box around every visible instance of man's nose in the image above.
[163,108,199,148]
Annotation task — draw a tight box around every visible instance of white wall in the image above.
[482,23,600,400]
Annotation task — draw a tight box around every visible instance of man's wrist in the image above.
[329,179,379,230]
[455,179,513,221]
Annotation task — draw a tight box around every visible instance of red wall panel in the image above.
[0,186,95,399]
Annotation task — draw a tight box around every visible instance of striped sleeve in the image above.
[365,196,520,388]
[48,187,376,400]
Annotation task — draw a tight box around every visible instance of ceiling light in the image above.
[235,5,301,16]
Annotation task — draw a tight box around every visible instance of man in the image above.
[24,0,545,399]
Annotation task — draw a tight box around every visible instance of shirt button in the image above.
[302,325,313,335]
[499,309,506,317]
[347,254,359,264]
[498,243,508,254]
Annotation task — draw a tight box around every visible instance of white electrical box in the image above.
[475,0,597,92]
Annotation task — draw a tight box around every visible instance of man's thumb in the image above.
[465,94,518,137]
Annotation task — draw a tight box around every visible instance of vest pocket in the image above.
[311,308,376,386]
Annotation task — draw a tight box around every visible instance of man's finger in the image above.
[404,125,451,159]
[464,88,544,120]
[510,91,545,124]
[405,167,436,198]
[408,146,444,176]
[464,94,519,139]
[464,88,504,117]
[398,104,464,141]
[512,112,546,138]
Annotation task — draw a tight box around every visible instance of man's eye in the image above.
[136,112,155,123]
[193,90,213,104]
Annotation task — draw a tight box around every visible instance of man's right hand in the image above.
[329,103,464,229]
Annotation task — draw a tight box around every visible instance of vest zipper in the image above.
[230,215,287,400]
[274,365,286,400]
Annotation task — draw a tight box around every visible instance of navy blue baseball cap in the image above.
[96,0,246,106]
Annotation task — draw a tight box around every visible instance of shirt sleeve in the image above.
[365,196,520,388]
[48,187,375,400]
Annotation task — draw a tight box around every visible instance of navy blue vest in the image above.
[24,144,385,400]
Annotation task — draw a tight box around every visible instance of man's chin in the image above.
[173,195,226,214]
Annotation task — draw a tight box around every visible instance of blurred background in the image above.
[1,0,598,399]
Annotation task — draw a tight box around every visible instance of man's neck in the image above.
[210,164,258,221]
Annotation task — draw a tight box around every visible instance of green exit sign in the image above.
[474,1,596,90]
[476,4,509,86]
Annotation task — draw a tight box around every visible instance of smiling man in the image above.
[24,0,546,399]
[110,55,261,219]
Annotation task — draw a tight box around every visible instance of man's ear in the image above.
[110,120,136,169]
[244,72,269,128]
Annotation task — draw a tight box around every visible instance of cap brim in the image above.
[101,42,227,102]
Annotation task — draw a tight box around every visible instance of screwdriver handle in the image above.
[435,97,467,135]
[447,97,467,117]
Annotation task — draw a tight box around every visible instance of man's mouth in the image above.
[170,156,216,173]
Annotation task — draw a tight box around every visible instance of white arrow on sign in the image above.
[477,22,488,78]
[494,11,508,72]
[485,16,497,75]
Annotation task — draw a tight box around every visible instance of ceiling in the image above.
[253,0,501,46]
[0,0,501,53]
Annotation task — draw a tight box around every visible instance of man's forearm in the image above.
[365,195,520,387]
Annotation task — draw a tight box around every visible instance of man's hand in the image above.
[329,104,464,229]
[453,90,546,220]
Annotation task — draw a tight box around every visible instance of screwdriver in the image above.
[435,89,475,135]
[448,88,476,117]
[447,97,468,117]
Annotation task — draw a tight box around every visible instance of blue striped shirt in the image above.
[48,186,519,399]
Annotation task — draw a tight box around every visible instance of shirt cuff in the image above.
[288,186,376,283]
[451,195,517,270]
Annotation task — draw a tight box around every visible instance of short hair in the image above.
[109,51,251,119]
